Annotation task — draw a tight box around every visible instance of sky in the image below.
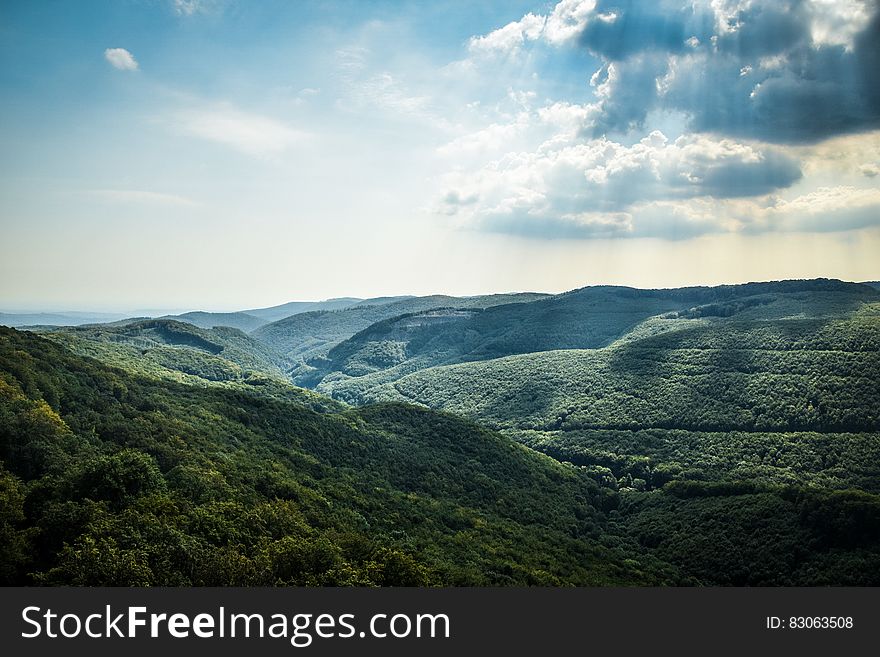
[1,0,879,311]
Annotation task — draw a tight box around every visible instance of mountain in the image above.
[159,297,414,333]
[160,311,267,333]
[243,297,368,323]
[0,326,679,586]
[307,279,879,403]
[32,319,338,409]
[4,279,880,586]
[376,302,880,438]
[0,311,130,328]
[286,278,880,585]
[251,293,550,381]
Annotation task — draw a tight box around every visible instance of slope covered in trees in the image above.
[282,280,880,585]
[42,319,289,383]
[160,311,267,333]
[243,297,382,323]
[309,280,879,403]
[0,327,682,586]
[3,280,879,586]
[161,297,384,331]
[251,293,550,376]
[340,287,880,490]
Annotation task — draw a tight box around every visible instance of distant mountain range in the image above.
[158,297,414,332]
[0,296,411,330]
[5,281,878,330]
[0,311,131,328]
[4,277,880,586]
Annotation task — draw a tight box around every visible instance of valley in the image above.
[2,279,879,585]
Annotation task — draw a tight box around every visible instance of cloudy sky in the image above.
[1,0,879,311]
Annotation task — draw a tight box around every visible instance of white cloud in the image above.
[543,0,598,45]
[437,101,590,164]
[353,72,432,117]
[436,0,880,242]
[438,118,528,159]
[723,186,880,234]
[336,47,369,73]
[466,1,597,58]
[104,48,138,71]
[774,186,880,216]
[468,13,546,56]
[437,120,804,238]
[172,105,308,156]
[805,0,871,49]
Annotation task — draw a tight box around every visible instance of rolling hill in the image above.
[0,311,130,328]
[0,326,681,586]
[276,279,880,585]
[307,279,879,404]
[243,297,372,323]
[251,293,550,382]
[159,298,389,332]
[159,311,267,333]
[365,309,880,480]
[30,319,340,410]
[4,279,880,585]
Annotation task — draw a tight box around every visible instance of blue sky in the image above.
[1,0,879,311]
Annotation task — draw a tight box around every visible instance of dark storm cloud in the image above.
[713,1,808,57]
[587,57,669,136]
[687,148,803,198]
[579,0,880,144]
[442,0,878,242]
[577,0,696,60]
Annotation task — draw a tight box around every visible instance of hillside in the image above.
[243,297,370,323]
[0,326,680,586]
[310,279,879,403]
[160,298,384,332]
[160,311,267,333]
[4,279,880,586]
[291,280,880,585]
[333,283,880,487]
[36,318,312,397]
[0,311,130,328]
[252,293,550,381]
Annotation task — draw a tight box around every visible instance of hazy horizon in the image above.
[2,275,878,315]
[2,0,879,310]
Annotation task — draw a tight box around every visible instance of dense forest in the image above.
[0,327,682,585]
[2,279,880,585]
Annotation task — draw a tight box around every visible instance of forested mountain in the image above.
[318,282,880,483]
[160,298,378,331]
[0,327,680,586]
[285,280,880,584]
[243,297,378,323]
[251,293,550,375]
[31,319,343,410]
[305,279,879,402]
[42,318,287,379]
[159,311,267,333]
[0,311,130,328]
[2,279,879,586]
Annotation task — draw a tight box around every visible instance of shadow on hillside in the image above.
[604,315,842,433]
